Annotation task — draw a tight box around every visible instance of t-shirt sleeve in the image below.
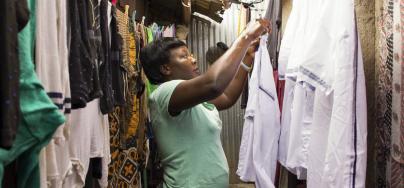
[150,80,184,116]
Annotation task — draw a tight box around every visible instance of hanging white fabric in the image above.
[284,82,314,180]
[295,0,368,187]
[36,0,72,187]
[277,0,301,79]
[237,35,281,188]
[278,0,367,186]
[277,0,317,179]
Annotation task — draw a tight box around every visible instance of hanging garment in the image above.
[0,0,28,149]
[162,24,175,37]
[87,0,103,100]
[284,82,314,180]
[36,0,71,140]
[299,1,367,187]
[277,3,303,169]
[306,89,333,188]
[98,111,111,188]
[285,0,320,79]
[36,1,74,186]
[39,136,72,188]
[98,2,114,185]
[115,7,134,146]
[296,0,347,93]
[391,0,404,165]
[68,0,91,109]
[108,13,147,188]
[0,0,65,187]
[325,32,367,188]
[277,79,294,166]
[237,35,281,188]
[68,0,102,109]
[374,1,394,185]
[63,99,108,188]
[99,0,114,114]
[273,71,285,112]
[264,0,282,69]
[109,6,126,106]
[99,5,113,186]
[278,0,300,80]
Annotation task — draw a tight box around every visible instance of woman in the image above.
[140,19,270,188]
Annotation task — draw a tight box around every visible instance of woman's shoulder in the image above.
[149,80,184,104]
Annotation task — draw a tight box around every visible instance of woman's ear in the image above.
[160,64,171,76]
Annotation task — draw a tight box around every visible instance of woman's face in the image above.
[166,46,200,80]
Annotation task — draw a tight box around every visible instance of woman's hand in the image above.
[241,18,271,42]
[243,38,260,65]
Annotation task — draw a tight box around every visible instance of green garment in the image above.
[146,27,154,43]
[0,0,65,187]
[146,79,158,96]
[149,80,229,188]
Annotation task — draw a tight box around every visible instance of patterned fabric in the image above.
[377,0,404,187]
[390,159,404,187]
[376,0,393,186]
[108,8,148,188]
[391,0,404,187]
[392,0,404,165]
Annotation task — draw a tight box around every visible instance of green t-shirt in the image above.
[149,80,229,188]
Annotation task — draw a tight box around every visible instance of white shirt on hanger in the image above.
[278,79,295,167]
[237,35,281,188]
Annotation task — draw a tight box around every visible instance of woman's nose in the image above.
[189,54,197,64]
[191,57,197,65]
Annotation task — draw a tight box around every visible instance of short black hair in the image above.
[140,38,186,84]
[206,42,229,65]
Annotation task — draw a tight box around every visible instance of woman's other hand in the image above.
[243,38,260,65]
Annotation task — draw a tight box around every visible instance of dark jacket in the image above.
[0,0,29,149]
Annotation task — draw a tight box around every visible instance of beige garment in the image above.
[238,5,248,36]
[37,0,72,187]
[63,99,107,188]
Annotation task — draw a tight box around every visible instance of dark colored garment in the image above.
[240,81,249,109]
[99,0,114,114]
[69,0,103,109]
[69,0,92,109]
[0,0,29,149]
[87,0,103,100]
[110,7,126,106]
[89,157,102,179]
[264,0,282,69]
[2,161,17,187]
